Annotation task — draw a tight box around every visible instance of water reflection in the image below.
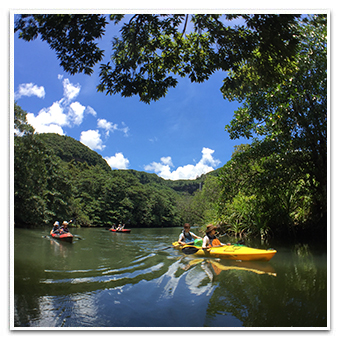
[183,258,277,280]
[13,228,327,328]
[204,248,327,328]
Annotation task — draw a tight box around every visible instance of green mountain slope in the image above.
[36,133,111,172]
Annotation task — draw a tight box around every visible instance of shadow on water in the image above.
[13,227,327,328]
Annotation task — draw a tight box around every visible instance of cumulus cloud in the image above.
[15,83,45,100]
[26,102,68,134]
[80,130,105,151]
[144,147,221,180]
[62,78,81,103]
[160,156,173,167]
[16,77,127,152]
[19,77,98,135]
[105,153,130,170]
[97,118,118,137]
[68,101,86,126]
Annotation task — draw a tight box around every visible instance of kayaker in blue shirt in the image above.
[178,223,202,246]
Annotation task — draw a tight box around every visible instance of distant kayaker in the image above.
[178,223,201,246]
[52,221,60,233]
[60,221,69,233]
[202,224,225,249]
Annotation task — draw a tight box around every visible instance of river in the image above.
[12,227,328,329]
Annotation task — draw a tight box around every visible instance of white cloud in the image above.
[80,130,105,151]
[201,147,221,167]
[26,111,65,135]
[97,118,118,132]
[160,156,173,167]
[105,153,130,170]
[144,147,221,180]
[69,101,86,126]
[86,106,97,117]
[97,119,129,137]
[62,78,81,102]
[19,77,97,134]
[16,77,126,145]
[26,102,68,134]
[15,83,45,100]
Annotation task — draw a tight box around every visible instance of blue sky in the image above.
[14,14,252,180]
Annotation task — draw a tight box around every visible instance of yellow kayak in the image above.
[172,241,277,262]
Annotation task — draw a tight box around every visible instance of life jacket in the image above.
[182,231,193,243]
[212,239,221,247]
[207,233,221,247]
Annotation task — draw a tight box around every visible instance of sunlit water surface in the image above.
[13,227,327,328]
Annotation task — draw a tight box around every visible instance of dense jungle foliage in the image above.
[14,15,327,241]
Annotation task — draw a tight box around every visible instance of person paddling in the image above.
[60,221,69,234]
[178,223,201,246]
[202,224,225,249]
[52,221,60,233]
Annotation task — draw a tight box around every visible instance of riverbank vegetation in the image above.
[14,15,327,241]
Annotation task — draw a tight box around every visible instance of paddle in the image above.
[181,242,225,255]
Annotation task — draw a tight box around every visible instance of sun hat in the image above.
[53,221,59,226]
[62,221,69,225]
[206,224,217,234]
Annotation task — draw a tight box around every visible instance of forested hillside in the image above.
[14,128,214,228]
[36,133,111,172]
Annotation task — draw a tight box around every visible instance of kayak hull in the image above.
[50,230,73,243]
[172,242,276,262]
[109,228,131,233]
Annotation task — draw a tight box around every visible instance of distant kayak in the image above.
[172,241,276,262]
[50,230,74,243]
[109,228,131,233]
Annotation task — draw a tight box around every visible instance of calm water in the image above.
[13,227,328,328]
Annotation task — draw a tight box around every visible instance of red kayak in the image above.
[109,228,131,233]
[50,230,74,242]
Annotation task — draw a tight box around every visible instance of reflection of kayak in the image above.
[207,259,277,276]
[50,230,73,243]
[109,228,131,233]
[172,241,276,262]
[186,258,277,277]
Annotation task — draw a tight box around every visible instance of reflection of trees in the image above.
[14,228,327,327]
[204,248,327,327]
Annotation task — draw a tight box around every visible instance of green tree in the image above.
[14,102,34,136]
[224,15,327,227]
[15,14,300,103]
[175,174,221,227]
[15,14,108,75]
[14,104,72,226]
[14,133,72,226]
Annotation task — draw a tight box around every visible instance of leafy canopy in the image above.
[15,14,300,103]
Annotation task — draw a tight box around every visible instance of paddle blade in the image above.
[182,246,200,255]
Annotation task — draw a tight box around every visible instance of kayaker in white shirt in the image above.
[202,224,225,249]
[178,223,202,246]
